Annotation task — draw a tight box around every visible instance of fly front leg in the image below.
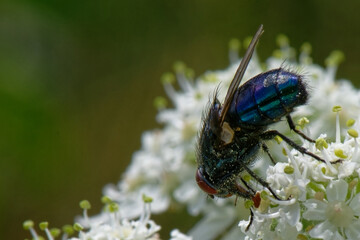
[286,115,315,143]
[246,209,254,232]
[237,160,282,201]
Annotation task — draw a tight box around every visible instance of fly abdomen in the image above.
[228,68,308,127]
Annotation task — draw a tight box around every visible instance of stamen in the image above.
[332,105,342,144]
[253,209,281,219]
[281,142,301,179]
[268,197,296,206]
[39,221,54,240]
[79,200,91,226]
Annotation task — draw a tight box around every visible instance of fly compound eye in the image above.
[196,168,218,195]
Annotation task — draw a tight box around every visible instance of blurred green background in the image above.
[1,0,360,239]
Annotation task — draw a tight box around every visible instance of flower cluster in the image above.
[24,197,191,240]
[24,35,360,240]
[240,107,360,240]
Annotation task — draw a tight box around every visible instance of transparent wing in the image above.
[220,25,264,125]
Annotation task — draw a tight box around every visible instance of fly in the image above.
[195,25,340,230]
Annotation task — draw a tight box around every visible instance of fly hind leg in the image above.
[261,129,342,164]
[286,115,315,143]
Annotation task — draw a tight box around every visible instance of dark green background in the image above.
[1,1,360,239]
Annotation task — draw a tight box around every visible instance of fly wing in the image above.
[220,25,264,125]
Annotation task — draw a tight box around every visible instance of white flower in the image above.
[303,179,360,240]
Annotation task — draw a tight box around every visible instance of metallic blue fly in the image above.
[195,25,336,229]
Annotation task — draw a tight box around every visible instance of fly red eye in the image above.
[196,168,218,195]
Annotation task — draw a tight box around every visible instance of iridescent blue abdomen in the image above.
[228,68,307,127]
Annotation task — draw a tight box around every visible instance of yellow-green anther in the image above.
[202,73,218,83]
[332,105,342,112]
[154,96,168,109]
[321,167,326,174]
[316,138,328,150]
[23,220,34,230]
[101,195,112,204]
[108,202,119,212]
[142,194,153,203]
[50,228,61,237]
[347,119,356,127]
[300,42,312,54]
[161,72,175,84]
[173,61,186,73]
[334,149,348,158]
[274,135,283,144]
[282,148,287,156]
[73,223,83,232]
[348,129,359,138]
[244,200,254,209]
[260,190,269,200]
[297,117,310,129]
[229,38,241,51]
[79,200,91,210]
[243,174,251,182]
[276,34,289,47]
[39,222,49,230]
[325,50,345,67]
[297,233,308,240]
[284,165,294,174]
[62,224,74,235]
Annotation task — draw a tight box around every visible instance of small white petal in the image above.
[189,206,236,240]
[303,199,328,221]
[338,162,358,178]
[349,193,360,216]
[308,220,340,240]
[345,221,360,240]
[284,203,301,226]
[326,179,348,202]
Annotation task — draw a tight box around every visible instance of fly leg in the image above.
[261,130,342,164]
[286,115,315,143]
[246,209,254,232]
[240,177,256,196]
[262,143,276,165]
[238,178,259,232]
[237,160,282,200]
[233,178,256,206]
